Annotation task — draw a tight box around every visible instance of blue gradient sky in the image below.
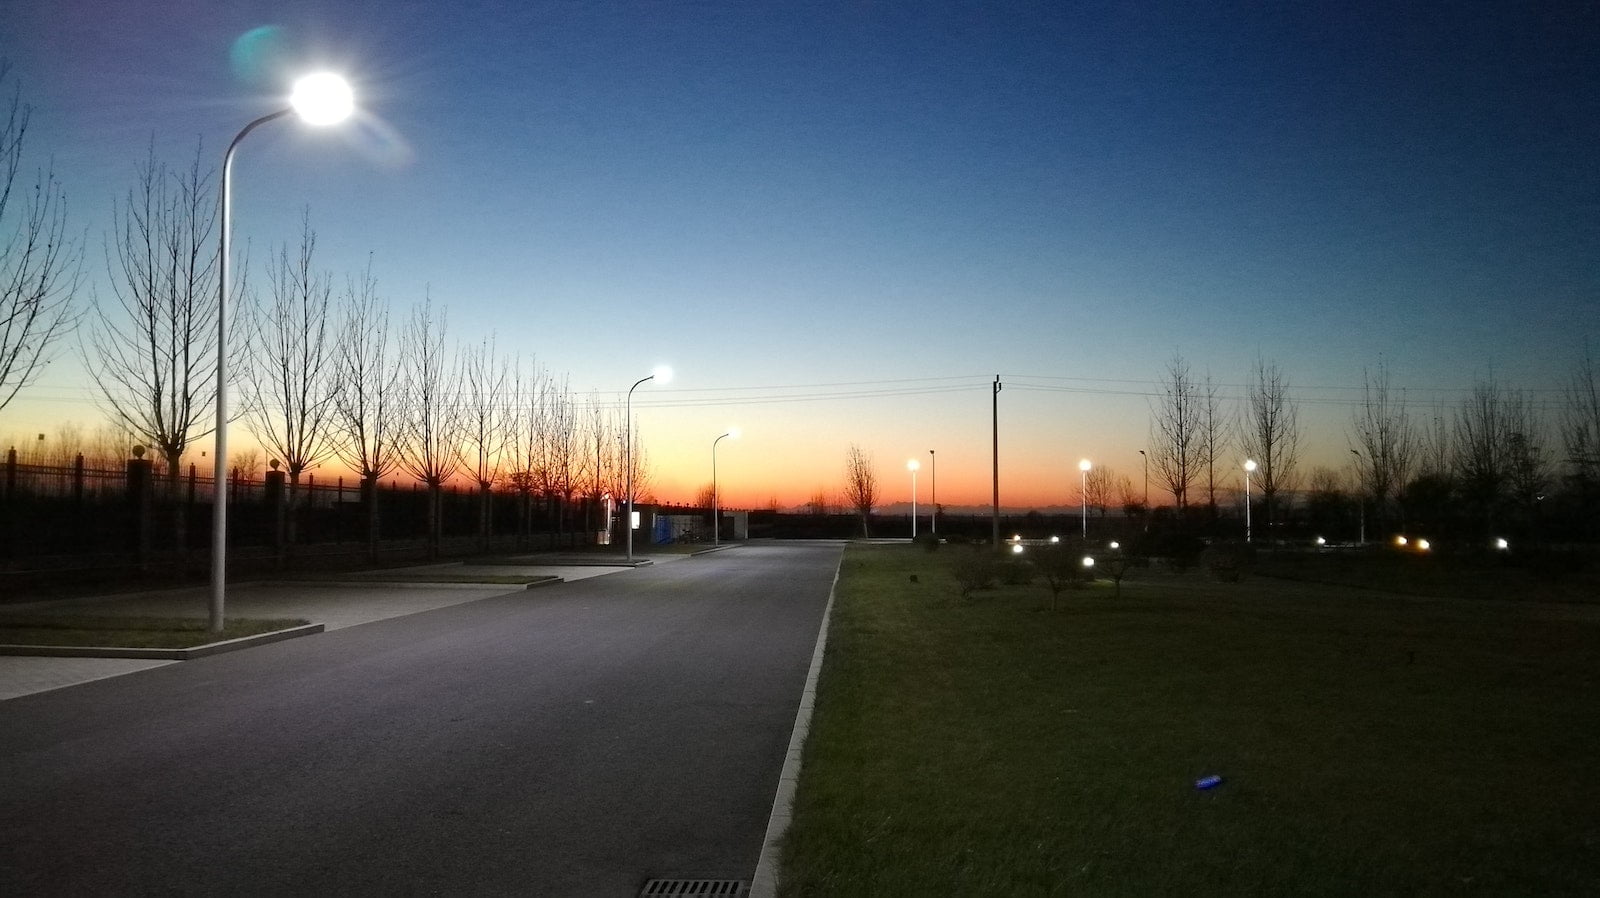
[5,1,1596,508]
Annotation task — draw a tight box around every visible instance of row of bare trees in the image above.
[1147,349,1600,540]
[40,136,656,559]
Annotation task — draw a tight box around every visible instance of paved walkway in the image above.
[1,553,696,701]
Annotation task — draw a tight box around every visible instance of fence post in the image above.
[265,462,286,567]
[73,454,85,506]
[127,447,154,572]
[4,447,15,497]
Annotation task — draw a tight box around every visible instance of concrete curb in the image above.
[748,556,840,897]
[300,576,564,589]
[0,622,326,660]
[689,544,742,557]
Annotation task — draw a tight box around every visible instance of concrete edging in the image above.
[0,622,326,660]
[748,555,841,897]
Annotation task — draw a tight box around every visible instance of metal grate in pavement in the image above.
[638,879,749,897]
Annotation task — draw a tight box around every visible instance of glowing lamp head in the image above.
[907,459,920,472]
[1013,534,1021,542]
[289,73,354,126]
[1495,537,1509,550]
[1081,556,1095,568]
[1396,535,1408,547]
[1050,535,1060,544]
[1109,541,1120,550]
[1315,536,1326,546]
[1243,459,1258,473]
[1417,539,1431,551]
[1078,458,1091,472]
[727,427,740,440]
[1011,544,1025,555]
[651,365,673,385]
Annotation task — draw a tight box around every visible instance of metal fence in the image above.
[0,450,601,569]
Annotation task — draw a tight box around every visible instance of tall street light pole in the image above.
[1244,459,1258,542]
[212,72,354,634]
[1350,448,1365,545]
[1138,449,1148,533]
[992,376,1002,549]
[1078,458,1091,539]
[907,459,920,540]
[713,427,738,546]
[625,365,672,562]
[929,449,936,535]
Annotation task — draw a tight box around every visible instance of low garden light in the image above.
[1012,544,1025,555]
[1495,537,1510,550]
[1081,556,1095,568]
[1417,539,1431,551]
[1050,535,1060,544]
[1109,540,1120,550]
[1396,535,1408,547]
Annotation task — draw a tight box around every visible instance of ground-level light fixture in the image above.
[1050,535,1060,544]
[1495,537,1510,550]
[1315,536,1326,546]
[1109,540,1120,550]
[1417,539,1431,551]
[1012,544,1025,555]
[1396,535,1408,547]
[211,71,356,633]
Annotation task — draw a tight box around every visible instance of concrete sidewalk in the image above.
[1,552,702,701]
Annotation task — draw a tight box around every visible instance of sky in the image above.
[3,0,1597,511]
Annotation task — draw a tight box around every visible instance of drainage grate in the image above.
[638,879,749,897]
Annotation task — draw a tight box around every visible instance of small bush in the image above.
[998,558,1036,586]
[952,551,999,599]
[1201,541,1256,582]
[914,532,940,553]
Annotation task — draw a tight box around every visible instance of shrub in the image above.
[1201,541,1256,582]
[952,551,999,599]
[914,531,940,553]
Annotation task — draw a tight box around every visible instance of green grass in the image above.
[779,544,1600,896]
[0,615,310,648]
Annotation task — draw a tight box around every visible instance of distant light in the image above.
[1396,536,1408,547]
[1078,458,1091,472]
[1244,459,1257,473]
[907,459,920,472]
[1013,534,1021,542]
[1081,556,1095,568]
[652,365,674,385]
[1109,541,1120,549]
[1050,535,1060,544]
[1012,544,1024,555]
[727,427,741,440]
[1495,537,1509,550]
[1315,536,1326,546]
[1417,539,1431,551]
[289,73,354,126]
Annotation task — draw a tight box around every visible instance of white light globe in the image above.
[1078,458,1091,472]
[290,73,354,126]
[1244,459,1258,472]
[652,365,673,385]
[907,459,920,472]
[727,427,741,440]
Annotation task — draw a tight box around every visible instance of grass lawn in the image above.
[0,615,311,648]
[779,544,1600,896]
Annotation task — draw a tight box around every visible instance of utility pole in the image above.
[992,376,1002,550]
[929,449,937,535]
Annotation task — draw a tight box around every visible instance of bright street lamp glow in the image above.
[1418,539,1431,551]
[907,459,920,472]
[1109,541,1120,549]
[1495,537,1509,550]
[1013,534,1021,542]
[1243,459,1258,472]
[1396,535,1408,546]
[1050,535,1060,544]
[290,73,354,126]
[1012,544,1024,555]
[652,365,674,385]
[1078,458,1091,472]
[1315,536,1326,546]
[1081,556,1095,568]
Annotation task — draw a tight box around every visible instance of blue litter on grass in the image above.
[1195,775,1224,789]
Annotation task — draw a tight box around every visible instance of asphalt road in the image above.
[0,541,842,896]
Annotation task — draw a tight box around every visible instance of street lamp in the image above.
[907,459,920,540]
[1078,458,1091,539]
[1138,449,1149,533]
[1350,448,1366,545]
[1243,459,1258,542]
[928,449,936,535]
[211,72,354,633]
[625,365,672,561]
[712,427,739,547]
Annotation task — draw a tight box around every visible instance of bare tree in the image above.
[242,210,339,545]
[1149,354,1200,511]
[88,142,231,561]
[1116,474,1142,519]
[505,358,550,546]
[330,258,400,559]
[1083,464,1115,521]
[1239,356,1302,532]
[0,64,80,412]
[843,443,877,537]
[1451,375,1549,533]
[541,375,581,541]
[395,294,462,558]
[578,390,612,541]
[1197,372,1231,524]
[1562,342,1600,494]
[457,334,509,550]
[1350,362,1416,531]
